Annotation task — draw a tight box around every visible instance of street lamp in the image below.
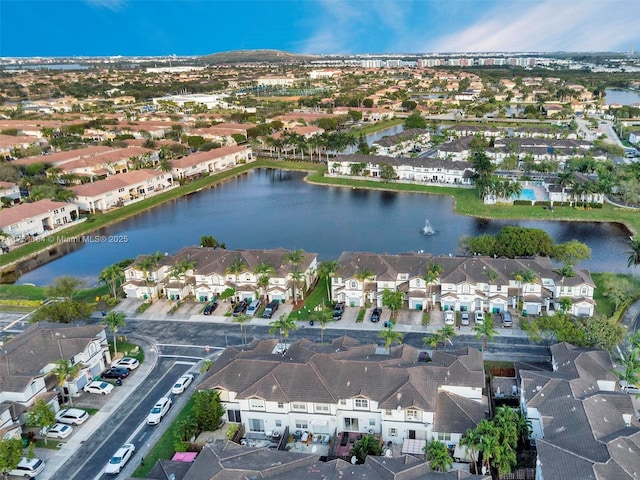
[224,331,228,348]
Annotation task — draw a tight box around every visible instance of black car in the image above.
[233,300,248,316]
[262,301,279,319]
[101,367,129,380]
[203,302,218,315]
[333,302,346,320]
[370,307,382,323]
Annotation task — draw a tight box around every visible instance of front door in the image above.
[409,430,416,440]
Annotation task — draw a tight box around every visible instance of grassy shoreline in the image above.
[1,158,638,276]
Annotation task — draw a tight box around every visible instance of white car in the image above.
[474,310,485,325]
[147,397,172,425]
[444,311,455,325]
[620,381,640,394]
[105,443,135,475]
[10,457,45,478]
[43,422,73,439]
[112,357,140,371]
[84,381,115,395]
[55,408,89,425]
[171,374,194,395]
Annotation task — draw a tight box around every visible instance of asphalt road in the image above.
[50,357,193,480]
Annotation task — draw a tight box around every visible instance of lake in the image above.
[14,169,632,286]
[604,88,640,106]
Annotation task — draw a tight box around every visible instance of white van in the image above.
[10,457,45,478]
[246,299,261,317]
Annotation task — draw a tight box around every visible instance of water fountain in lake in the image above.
[422,219,435,235]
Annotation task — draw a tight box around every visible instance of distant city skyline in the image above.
[1,0,639,58]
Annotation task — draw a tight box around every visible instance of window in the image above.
[344,418,359,430]
[437,432,451,442]
[277,402,284,409]
[295,419,308,429]
[385,409,392,416]
[580,286,588,295]
[351,281,357,288]
[369,418,376,426]
[354,399,369,409]
[227,410,241,422]
[249,399,264,410]
[291,402,306,411]
[389,428,397,437]
[275,420,282,427]
[339,399,347,406]
[406,409,418,420]
[315,403,329,413]
[249,419,265,432]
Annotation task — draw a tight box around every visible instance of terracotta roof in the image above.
[0,199,75,228]
[71,169,168,197]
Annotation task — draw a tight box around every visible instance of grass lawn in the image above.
[591,273,617,318]
[109,341,145,363]
[289,277,331,321]
[0,284,46,301]
[131,396,196,478]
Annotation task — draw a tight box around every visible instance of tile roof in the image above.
[71,169,168,197]
[0,199,76,228]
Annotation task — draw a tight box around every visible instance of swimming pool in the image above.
[516,188,536,201]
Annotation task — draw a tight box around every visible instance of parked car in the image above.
[262,300,279,319]
[333,302,346,320]
[9,458,45,478]
[43,423,73,439]
[112,357,140,371]
[84,381,115,395]
[246,299,261,317]
[203,302,218,315]
[474,310,484,325]
[444,311,455,325]
[460,312,470,326]
[105,443,135,475]
[232,300,248,316]
[620,381,640,394]
[502,311,513,328]
[55,408,89,425]
[101,367,130,380]
[370,307,382,323]
[172,373,194,395]
[147,397,172,425]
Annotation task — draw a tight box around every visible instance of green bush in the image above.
[356,308,365,323]
[136,302,152,313]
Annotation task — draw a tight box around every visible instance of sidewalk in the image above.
[36,335,159,480]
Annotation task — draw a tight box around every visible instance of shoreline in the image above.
[2,158,637,283]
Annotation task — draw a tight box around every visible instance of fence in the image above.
[500,468,536,480]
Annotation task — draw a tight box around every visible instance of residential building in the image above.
[0,181,21,204]
[198,337,486,453]
[0,199,80,247]
[0,323,110,437]
[122,247,318,304]
[71,169,174,213]
[331,253,595,317]
[171,145,253,180]
[518,343,640,480]
[372,128,431,157]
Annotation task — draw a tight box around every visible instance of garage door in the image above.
[524,304,539,315]
[577,306,590,316]
[492,302,506,313]
[349,297,361,307]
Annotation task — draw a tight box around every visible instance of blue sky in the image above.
[1,0,640,57]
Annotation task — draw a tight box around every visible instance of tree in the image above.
[438,324,456,347]
[0,438,23,479]
[254,262,275,300]
[193,390,225,431]
[45,276,85,301]
[378,323,404,352]
[284,249,306,304]
[269,313,298,345]
[424,440,453,472]
[30,300,93,323]
[289,269,306,304]
[225,256,248,283]
[354,269,375,306]
[423,262,443,311]
[617,348,640,390]
[349,434,382,464]
[460,428,482,474]
[379,163,396,182]
[473,318,498,351]
[310,307,334,344]
[318,260,339,302]
[381,288,404,320]
[200,235,224,249]
[553,240,592,266]
[53,359,80,407]
[628,237,640,268]
[233,313,249,345]
[599,273,637,310]
[553,264,575,292]
[25,399,56,445]
[174,417,199,444]
[404,112,426,129]
[138,251,163,289]
[103,311,126,358]
[99,263,126,299]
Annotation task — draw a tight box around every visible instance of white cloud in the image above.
[83,0,126,11]
[431,0,640,52]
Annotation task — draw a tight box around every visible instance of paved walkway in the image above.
[35,335,159,480]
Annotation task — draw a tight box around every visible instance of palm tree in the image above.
[254,262,275,300]
[269,313,298,346]
[628,237,640,268]
[284,249,306,305]
[349,434,382,464]
[355,269,375,306]
[473,318,498,352]
[617,348,640,390]
[378,323,404,352]
[233,313,250,345]
[318,260,339,302]
[423,333,443,350]
[103,311,126,358]
[460,428,482,474]
[485,269,499,311]
[169,260,196,298]
[553,264,575,291]
[423,262,443,311]
[226,256,248,284]
[99,263,125,299]
[424,439,453,472]
[138,251,163,292]
[289,269,306,305]
[53,359,80,406]
[310,307,334,344]
[512,268,536,308]
[438,324,456,347]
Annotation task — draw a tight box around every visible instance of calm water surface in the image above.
[18,169,632,285]
[604,88,640,105]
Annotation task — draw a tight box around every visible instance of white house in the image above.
[171,145,253,180]
[0,199,80,246]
